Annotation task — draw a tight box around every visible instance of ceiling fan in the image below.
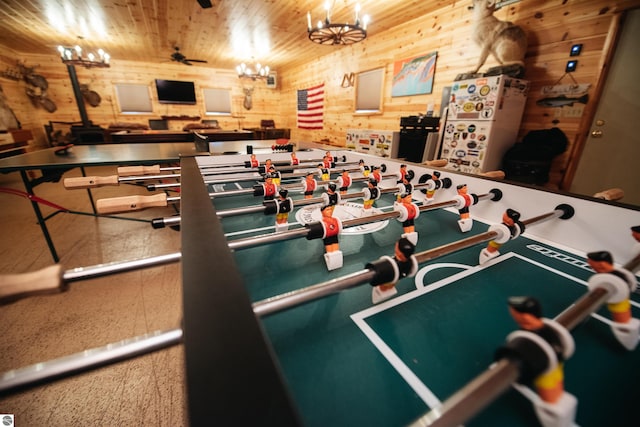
[170,47,207,66]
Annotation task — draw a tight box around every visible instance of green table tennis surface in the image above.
[209,177,640,427]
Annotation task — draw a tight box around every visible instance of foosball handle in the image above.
[117,165,162,176]
[423,159,448,168]
[481,170,506,179]
[64,175,120,189]
[593,188,624,201]
[96,194,168,214]
[0,265,65,305]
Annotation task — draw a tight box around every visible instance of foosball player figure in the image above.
[261,174,278,201]
[394,191,420,245]
[369,237,418,304]
[322,155,333,169]
[479,208,524,264]
[321,183,341,207]
[264,158,273,170]
[336,169,352,195]
[453,184,477,233]
[290,151,299,166]
[424,171,441,202]
[249,153,259,168]
[586,250,639,350]
[371,165,383,183]
[268,166,281,185]
[499,296,577,427]
[396,170,415,202]
[274,189,293,232]
[359,159,371,177]
[325,151,334,163]
[362,178,381,213]
[302,172,317,199]
[396,164,408,184]
[305,204,343,270]
[317,163,330,181]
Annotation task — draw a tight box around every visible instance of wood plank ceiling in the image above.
[0,0,451,73]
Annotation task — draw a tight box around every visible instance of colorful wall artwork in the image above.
[391,52,437,97]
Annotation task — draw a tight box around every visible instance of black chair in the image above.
[193,132,210,152]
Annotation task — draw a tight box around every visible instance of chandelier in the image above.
[57,44,110,68]
[307,2,370,45]
[236,62,270,80]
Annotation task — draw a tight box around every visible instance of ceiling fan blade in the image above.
[182,60,193,66]
[185,59,208,63]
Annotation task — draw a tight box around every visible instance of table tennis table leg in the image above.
[80,166,97,214]
[20,170,60,263]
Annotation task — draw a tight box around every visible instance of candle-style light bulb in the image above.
[324,1,331,24]
[103,53,110,64]
[57,46,65,58]
[88,52,95,61]
[307,11,312,31]
[98,48,105,59]
[362,15,370,31]
[355,3,361,25]
[74,45,82,57]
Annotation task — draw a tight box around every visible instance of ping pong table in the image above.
[0,143,199,262]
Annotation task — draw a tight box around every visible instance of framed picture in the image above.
[391,52,437,97]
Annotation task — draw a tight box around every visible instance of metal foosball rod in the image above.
[146,162,392,191]
[150,172,460,226]
[0,253,182,305]
[0,202,568,305]
[96,169,404,215]
[407,288,615,427]
[225,190,503,252]
[0,204,574,395]
[251,204,575,316]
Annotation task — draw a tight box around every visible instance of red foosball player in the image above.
[362,178,381,213]
[322,155,333,169]
[274,189,293,232]
[396,164,408,184]
[371,166,382,184]
[396,170,415,202]
[370,237,418,304]
[249,153,259,168]
[479,208,524,264]
[302,172,317,199]
[454,184,476,232]
[336,169,352,195]
[290,151,299,166]
[261,174,278,201]
[321,183,341,207]
[319,204,343,270]
[500,296,577,427]
[586,251,639,350]
[325,151,334,163]
[359,159,371,177]
[317,163,330,181]
[394,191,420,245]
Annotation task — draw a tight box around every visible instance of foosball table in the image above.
[1,145,638,427]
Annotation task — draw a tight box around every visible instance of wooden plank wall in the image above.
[1,0,639,190]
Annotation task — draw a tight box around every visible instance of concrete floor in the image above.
[0,166,187,426]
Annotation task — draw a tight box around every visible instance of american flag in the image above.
[297,83,324,130]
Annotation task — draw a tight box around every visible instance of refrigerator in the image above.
[438,75,529,174]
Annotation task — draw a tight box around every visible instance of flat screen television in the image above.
[155,79,197,104]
